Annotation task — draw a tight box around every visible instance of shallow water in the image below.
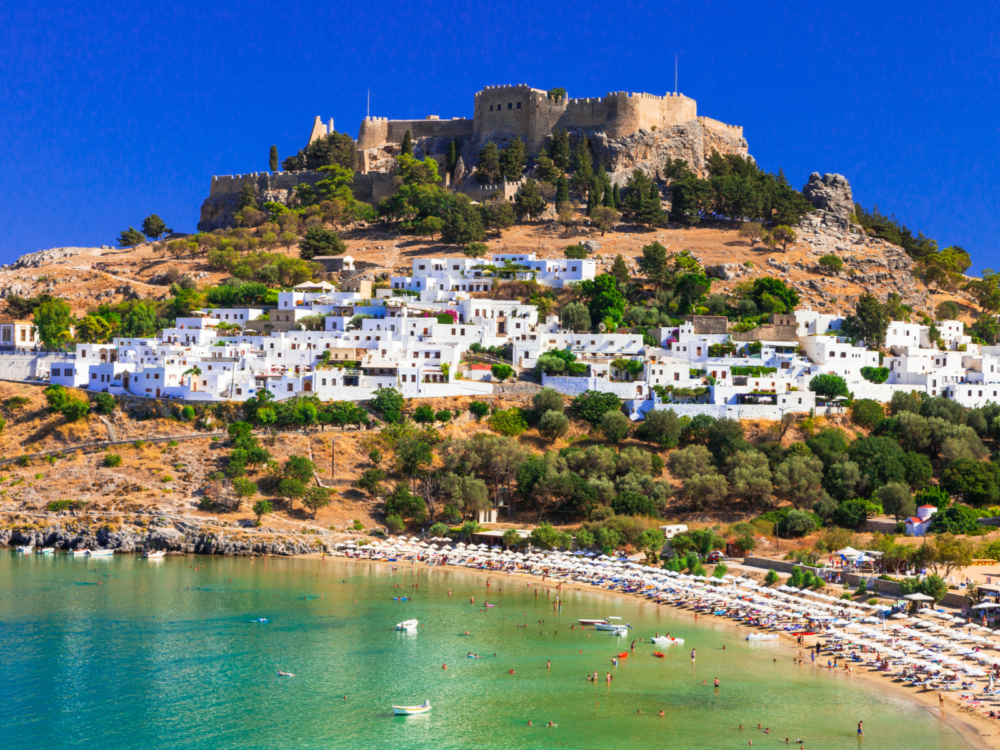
[0,552,974,749]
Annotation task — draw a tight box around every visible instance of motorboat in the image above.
[143,550,166,559]
[16,545,34,554]
[651,636,685,646]
[393,701,431,715]
[69,549,89,556]
[396,619,419,631]
[578,618,607,626]
[89,549,114,557]
[595,617,630,632]
[39,547,55,554]
[612,626,629,636]
[746,633,779,641]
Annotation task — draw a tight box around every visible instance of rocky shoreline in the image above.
[0,520,326,557]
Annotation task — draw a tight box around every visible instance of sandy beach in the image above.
[306,550,1000,750]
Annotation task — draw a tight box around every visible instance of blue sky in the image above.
[2,1,998,271]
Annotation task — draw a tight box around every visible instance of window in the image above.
[674,372,679,381]
[288,384,294,392]
[507,102,512,109]
[52,368,60,376]
[517,102,521,109]
[92,373,97,379]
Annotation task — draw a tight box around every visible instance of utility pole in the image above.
[367,89,370,119]
[675,54,678,95]
[331,438,335,483]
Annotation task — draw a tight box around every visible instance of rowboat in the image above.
[651,636,685,646]
[595,617,630,632]
[392,701,431,715]
[39,547,55,554]
[143,550,166,559]
[69,549,89,556]
[396,619,419,631]
[746,633,779,641]
[89,549,114,557]
[578,618,607,626]
[16,545,34,554]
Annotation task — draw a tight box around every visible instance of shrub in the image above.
[488,408,528,437]
[429,522,449,537]
[252,499,272,521]
[818,254,844,273]
[103,454,122,468]
[180,405,196,421]
[435,409,453,423]
[385,514,405,533]
[851,399,885,429]
[572,390,623,426]
[47,499,73,511]
[17,455,30,467]
[764,569,780,586]
[564,244,588,259]
[93,392,117,415]
[232,478,257,497]
[538,410,569,442]
[469,401,490,420]
[276,477,306,499]
[60,399,90,422]
[491,364,515,382]
[413,404,436,423]
[860,366,890,384]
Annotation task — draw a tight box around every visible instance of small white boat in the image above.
[578,618,607,626]
[143,550,166,559]
[393,701,431,715]
[651,636,685,646]
[16,545,34,554]
[396,619,419,631]
[612,627,629,636]
[69,549,90,556]
[39,547,55,554]
[88,549,114,557]
[746,633,779,641]
[595,617,630,632]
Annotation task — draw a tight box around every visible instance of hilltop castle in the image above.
[308,83,744,169]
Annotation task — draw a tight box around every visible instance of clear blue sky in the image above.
[3,1,998,271]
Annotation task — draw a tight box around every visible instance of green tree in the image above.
[502,528,522,549]
[121,303,157,338]
[591,206,619,236]
[269,145,278,171]
[538,410,569,442]
[636,408,682,449]
[600,411,631,446]
[877,482,915,521]
[141,214,167,241]
[848,436,906,492]
[499,137,527,181]
[252,499,273,523]
[637,242,669,290]
[238,183,258,210]
[302,486,332,518]
[401,129,413,156]
[514,178,547,220]
[92,392,116,415]
[808,373,850,400]
[117,226,145,249]
[534,153,561,183]
[770,225,797,252]
[491,364,514,382]
[475,141,501,184]
[75,315,112,343]
[548,128,571,170]
[610,255,630,285]
[564,244,588,259]
[555,175,569,205]
[559,302,591,332]
[445,139,458,177]
[533,387,564,415]
[299,226,345,260]
[572,390,623,426]
[842,293,889,349]
[480,199,515,237]
[33,298,72,349]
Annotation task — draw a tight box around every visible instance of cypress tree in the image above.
[612,184,622,209]
[603,183,614,207]
[401,130,413,156]
[269,145,278,172]
[556,175,569,205]
[445,140,458,177]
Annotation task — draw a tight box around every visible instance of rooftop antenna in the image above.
[674,54,678,95]
[367,89,370,119]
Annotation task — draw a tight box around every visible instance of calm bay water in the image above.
[0,552,974,749]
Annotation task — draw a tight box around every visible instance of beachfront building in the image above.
[904,506,938,537]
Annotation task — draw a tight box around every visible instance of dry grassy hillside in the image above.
[0,211,976,321]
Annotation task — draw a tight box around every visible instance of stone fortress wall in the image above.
[336,83,742,157]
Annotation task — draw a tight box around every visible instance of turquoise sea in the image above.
[0,552,977,749]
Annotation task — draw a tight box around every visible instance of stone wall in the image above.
[357,116,473,151]
[198,170,396,231]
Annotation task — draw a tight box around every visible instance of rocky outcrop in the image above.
[802,173,854,220]
[0,521,326,557]
[589,119,749,183]
[2,247,92,271]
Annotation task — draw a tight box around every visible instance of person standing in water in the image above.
[857,720,863,737]
[691,648,696,661]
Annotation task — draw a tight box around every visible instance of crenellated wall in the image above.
[349,83,740,157]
